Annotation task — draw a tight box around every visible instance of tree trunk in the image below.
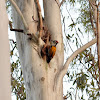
[12,0,64,100]
[0,0,11,100]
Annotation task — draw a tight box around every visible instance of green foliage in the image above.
[66,48,99,99]
[6,0,11,13]
[77,0,93,33]
[62,0,99,100]
[74,72,89,90]
[68,0,76,5]
[10,39,26,100]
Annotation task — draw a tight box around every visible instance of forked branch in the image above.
[56,37,97,91]
[9,20,38,42]
[9,0,38,42]
[9,0,29,30]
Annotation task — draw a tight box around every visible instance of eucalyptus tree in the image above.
[9,0,99,100]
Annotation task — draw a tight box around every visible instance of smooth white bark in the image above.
[0,0,11,100]
[43,1,64,99]
[9,0,29,30]
[11,0,98,100]
[12,0,64,100]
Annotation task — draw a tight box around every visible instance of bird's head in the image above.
[52,40,58,46]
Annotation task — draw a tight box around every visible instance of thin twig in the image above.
[89,70,100,88]
[67,39,74,53]
[55,0,60,8]
[80,58,99,88]
[9,20,13,29]
[9,0,29,30]
[60,0,65,7]
[32,16,39,23]
[9,20,38,41]
[66,8,83,45]
[10,29,24,33]
[9,20,24,33]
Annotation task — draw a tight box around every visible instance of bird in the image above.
[47,40,58,63]
[41,40,58,63]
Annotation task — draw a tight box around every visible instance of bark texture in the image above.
[0,0,11,100]
[12,0,64,100]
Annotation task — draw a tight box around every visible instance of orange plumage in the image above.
[49,46,56,58]
[41,40,58,63]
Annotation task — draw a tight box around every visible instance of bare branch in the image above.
[66,8,83,45]
[55,0,60,8]
[9,21,13,29]
[9,20,24,32]
[60,0,65,7]
[9,0,29,30]
[56,37,97,91]
[10,29,24,33]
[9,20,38,41]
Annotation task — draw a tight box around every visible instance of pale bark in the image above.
[0,0,11,100]
[12,0,64,100]
[9,0,29,30]
[96,3,100,88]
[89,0,97,22]
[89,0,100,88]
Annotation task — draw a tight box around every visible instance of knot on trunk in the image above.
[41,77,45,81]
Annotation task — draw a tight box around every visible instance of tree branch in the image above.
[55,0,60,8]
[60,0,65,7]
[9,0,29,30]
[9,20,38,41]
[96,3,100,87]
[66,8,83,45]
[10,29,24,33]
[56,37,97,91]
[9,20,24,32]
[88,0,97,22]
[88,0,96,7]
[35,0,43,38]
[89,4,97,36]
